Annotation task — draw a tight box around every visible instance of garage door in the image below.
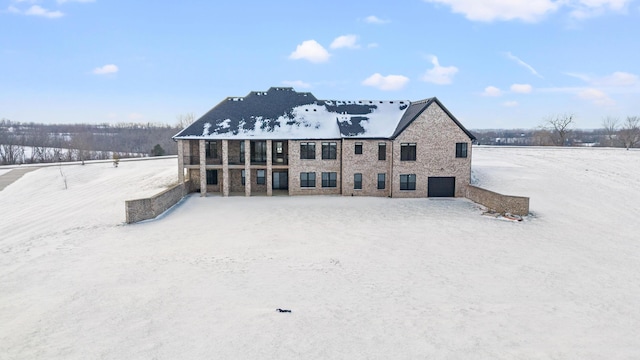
[428,177,455,197]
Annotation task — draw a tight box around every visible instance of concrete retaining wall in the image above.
[466,185,529,216]
[125,180,194,223]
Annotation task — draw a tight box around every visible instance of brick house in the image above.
[172,87,476,198]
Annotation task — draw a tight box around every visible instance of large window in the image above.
[400,174,416,190]
[355,142,363,155]
[456,142,468,158]
[252,141,267,162]
[300,172,316,187]
[354,173,362,190]
[241,169,245,185]
[206,170,218,185]
[240,141,245,163]
[300,142,316,159]
[322,142,337,160]
[401,143,416,161]
[256,169,266,185]
[322,172,337,188]
[378,142,386,160]
[377,173,386,189]
[206,141,218,158]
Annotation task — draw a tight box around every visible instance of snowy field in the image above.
[1,147,639,359]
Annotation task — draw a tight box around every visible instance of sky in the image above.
[1,0,639,129]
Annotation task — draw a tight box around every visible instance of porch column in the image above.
[266,140,273,196]
[222,140,229,197]
[244,139,251,197]
[199,139,206,197]
[177,140,184,184]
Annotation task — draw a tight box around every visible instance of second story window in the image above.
[456,142,468,158]
[300,142,316,159]
[378,142,386,160]
[401,143,416,161]
[322,142,337,159]
[355,142,363,155]
[206,141,218,158]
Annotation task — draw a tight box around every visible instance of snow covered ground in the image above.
[1,147,639,359]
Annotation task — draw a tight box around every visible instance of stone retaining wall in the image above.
[125,180,194,223]
[466,185,529,216]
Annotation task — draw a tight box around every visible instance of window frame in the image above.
[321,172,337,188]
[300,172,316,188]
[400,174,416,190]
[400,143,417,161]
[354,173,362,190]
[300,142,316,160]
[321,142,337,160]
[377,173,386,190]
[206,169,218,185]
[456,142,468,158]
[378,142,386,160]
[355,142,363,155]
[256,169,266,185]
[205,141,218,159]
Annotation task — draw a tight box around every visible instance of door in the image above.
[428,177,455,197]
[272,171,288,190]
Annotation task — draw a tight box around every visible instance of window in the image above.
[206,141,218,158]
[354,173,362,190]
[300,142,316,159]
[400,174,416,190]
[256,169,266,185]
[206,170,218,185]
[240,141,245,163]
[322,172,337,188]
[401,143,416,161]
[300,172,315,187]
[252,141,267,162]
[241,169,245,185]
[456,142,468,158]
[322,142,337,160]
[378,142,386,160]
[355,142,363,155]
[377,173,385,189]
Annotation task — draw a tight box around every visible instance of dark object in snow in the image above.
[276,308,292,313]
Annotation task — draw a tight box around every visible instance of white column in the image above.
[222,140,229,197]
[177,140,184,184]
[199,139,206,197]
[266,140,273,196]
[244,140,251,197]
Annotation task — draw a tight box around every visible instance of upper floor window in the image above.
[322,142,337,160]
[251,141,267,162]
[400,174,416,190]
[240,141,245,163]
[401,143,416,161]
[355,142,363,155]
[300,172,316,187]
[354,173,362,190]
[456,142,468,158]
[205,141,218,158]
[300,142,316,159]
[378,142,386,160]
[322,172,337,188]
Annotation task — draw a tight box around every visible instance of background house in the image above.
[173,87,476,198]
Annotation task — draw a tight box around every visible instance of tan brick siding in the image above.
[288,140,342,195]
[341,139,392,196]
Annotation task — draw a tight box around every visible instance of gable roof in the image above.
[173,87,475,141]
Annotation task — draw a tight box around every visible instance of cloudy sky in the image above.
[1,0,639,129]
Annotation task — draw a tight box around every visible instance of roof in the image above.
[173,87,475,141]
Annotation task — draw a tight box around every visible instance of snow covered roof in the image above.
[173,87,475,140]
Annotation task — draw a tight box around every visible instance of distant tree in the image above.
[544,114,575,146]
[531,128,553,146]
[601,116,619,147]
[176,113,195,129]
[619,116,640,149]
[150,144,166,156]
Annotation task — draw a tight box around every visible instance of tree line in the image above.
[0,119,181,165]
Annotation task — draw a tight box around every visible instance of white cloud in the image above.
[362,73,410,91]
[482,86,502,97]
[570,0,631,18]
[505,52,543,78]
[24,5,64,18]
[57,0,95,3]
[421,56,458,85]
[503,101,519,107]
[577,88,615,106]
[7,5,21,13]
[424,0,559,22]
[289,40,331,63]
[565,71,638,87]
[364,15,390,24]
[511,83,533,93]
[330,35,360,49]
[93,64,118,75]
[282,80,311,89]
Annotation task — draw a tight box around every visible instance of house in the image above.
[172,87,476,198]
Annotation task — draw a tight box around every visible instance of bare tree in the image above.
[176,113,195,129]
[619,116,640,149]
[601,116,619,147]
[544,114,575,146]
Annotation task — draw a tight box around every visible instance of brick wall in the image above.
[288,139,342,195]
[466,185,530,216]
[125,180,193,223]
[341,139,392,196]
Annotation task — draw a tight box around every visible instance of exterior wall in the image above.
[341,139,392,196]
[125,180,194,223]
[466,185,530,216]
[392,102,472,198]
[288,139,342,195]
[227,141,242,165]
[205,169,221,193]
[229,169,245,193]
